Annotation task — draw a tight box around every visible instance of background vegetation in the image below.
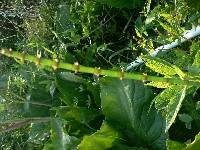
[0,0,200,149]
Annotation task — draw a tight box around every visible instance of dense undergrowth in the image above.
[0,0,200,149]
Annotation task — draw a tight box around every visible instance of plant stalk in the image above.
[1,49,200,86]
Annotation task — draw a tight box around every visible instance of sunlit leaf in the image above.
[153,86,184,111]
[153,85,187,131]
[78,122,120,150]
[142,56,177,76]
[194,51,200,67]
[185,132,200,150]
[165,86,187,131]
[146,81,171,88]
[167,140,186,150]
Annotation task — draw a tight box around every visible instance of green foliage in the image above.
[142,56,177,76]
[56,106,100,125]
[167,140,186,150]
[153,85,187,131]
[194,51,200,68]
[1,0,200,149]
[100,78,167,149]
[146,81,171,88]
[43,118,80,150]
[165,86,187,132]
[56,73,89,106]
[78,122,120,150]
[97,0,144,8]
[188,0,200,11]
[167,132,200,150]
[185,132,200,150]
[178,113,193,129]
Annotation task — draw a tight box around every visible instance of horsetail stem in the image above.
[1,48,200,86]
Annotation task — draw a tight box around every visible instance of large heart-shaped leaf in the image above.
[100,78,167,149]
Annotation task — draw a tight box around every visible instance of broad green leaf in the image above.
[78,122,120,150]
[100,78,167,150]
[56,75,89,106]
[23,77,57,118]
[165,86,187,131]
[142,56,177,76]
[55,106,101,138]
[153,86,185,111]
[23,91,51,118]
[59,72,101,107]
[153,85,187,131]
[43,118,80,150]
[97,0,144,8]
[62,119,94,138]
[185,132,200,150]
[167,140,186,150]
[86,82,101,107]
[56,106,100,125]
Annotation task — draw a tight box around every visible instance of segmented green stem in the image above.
[1,49,200,86]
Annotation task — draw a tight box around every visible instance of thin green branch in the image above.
[12,100,52,107]
[1,49,200,86]
[0,117,51,125]
[10,93,52,107]
[0,117,51,133]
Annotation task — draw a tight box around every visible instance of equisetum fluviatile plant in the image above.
[1,48,200,87]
